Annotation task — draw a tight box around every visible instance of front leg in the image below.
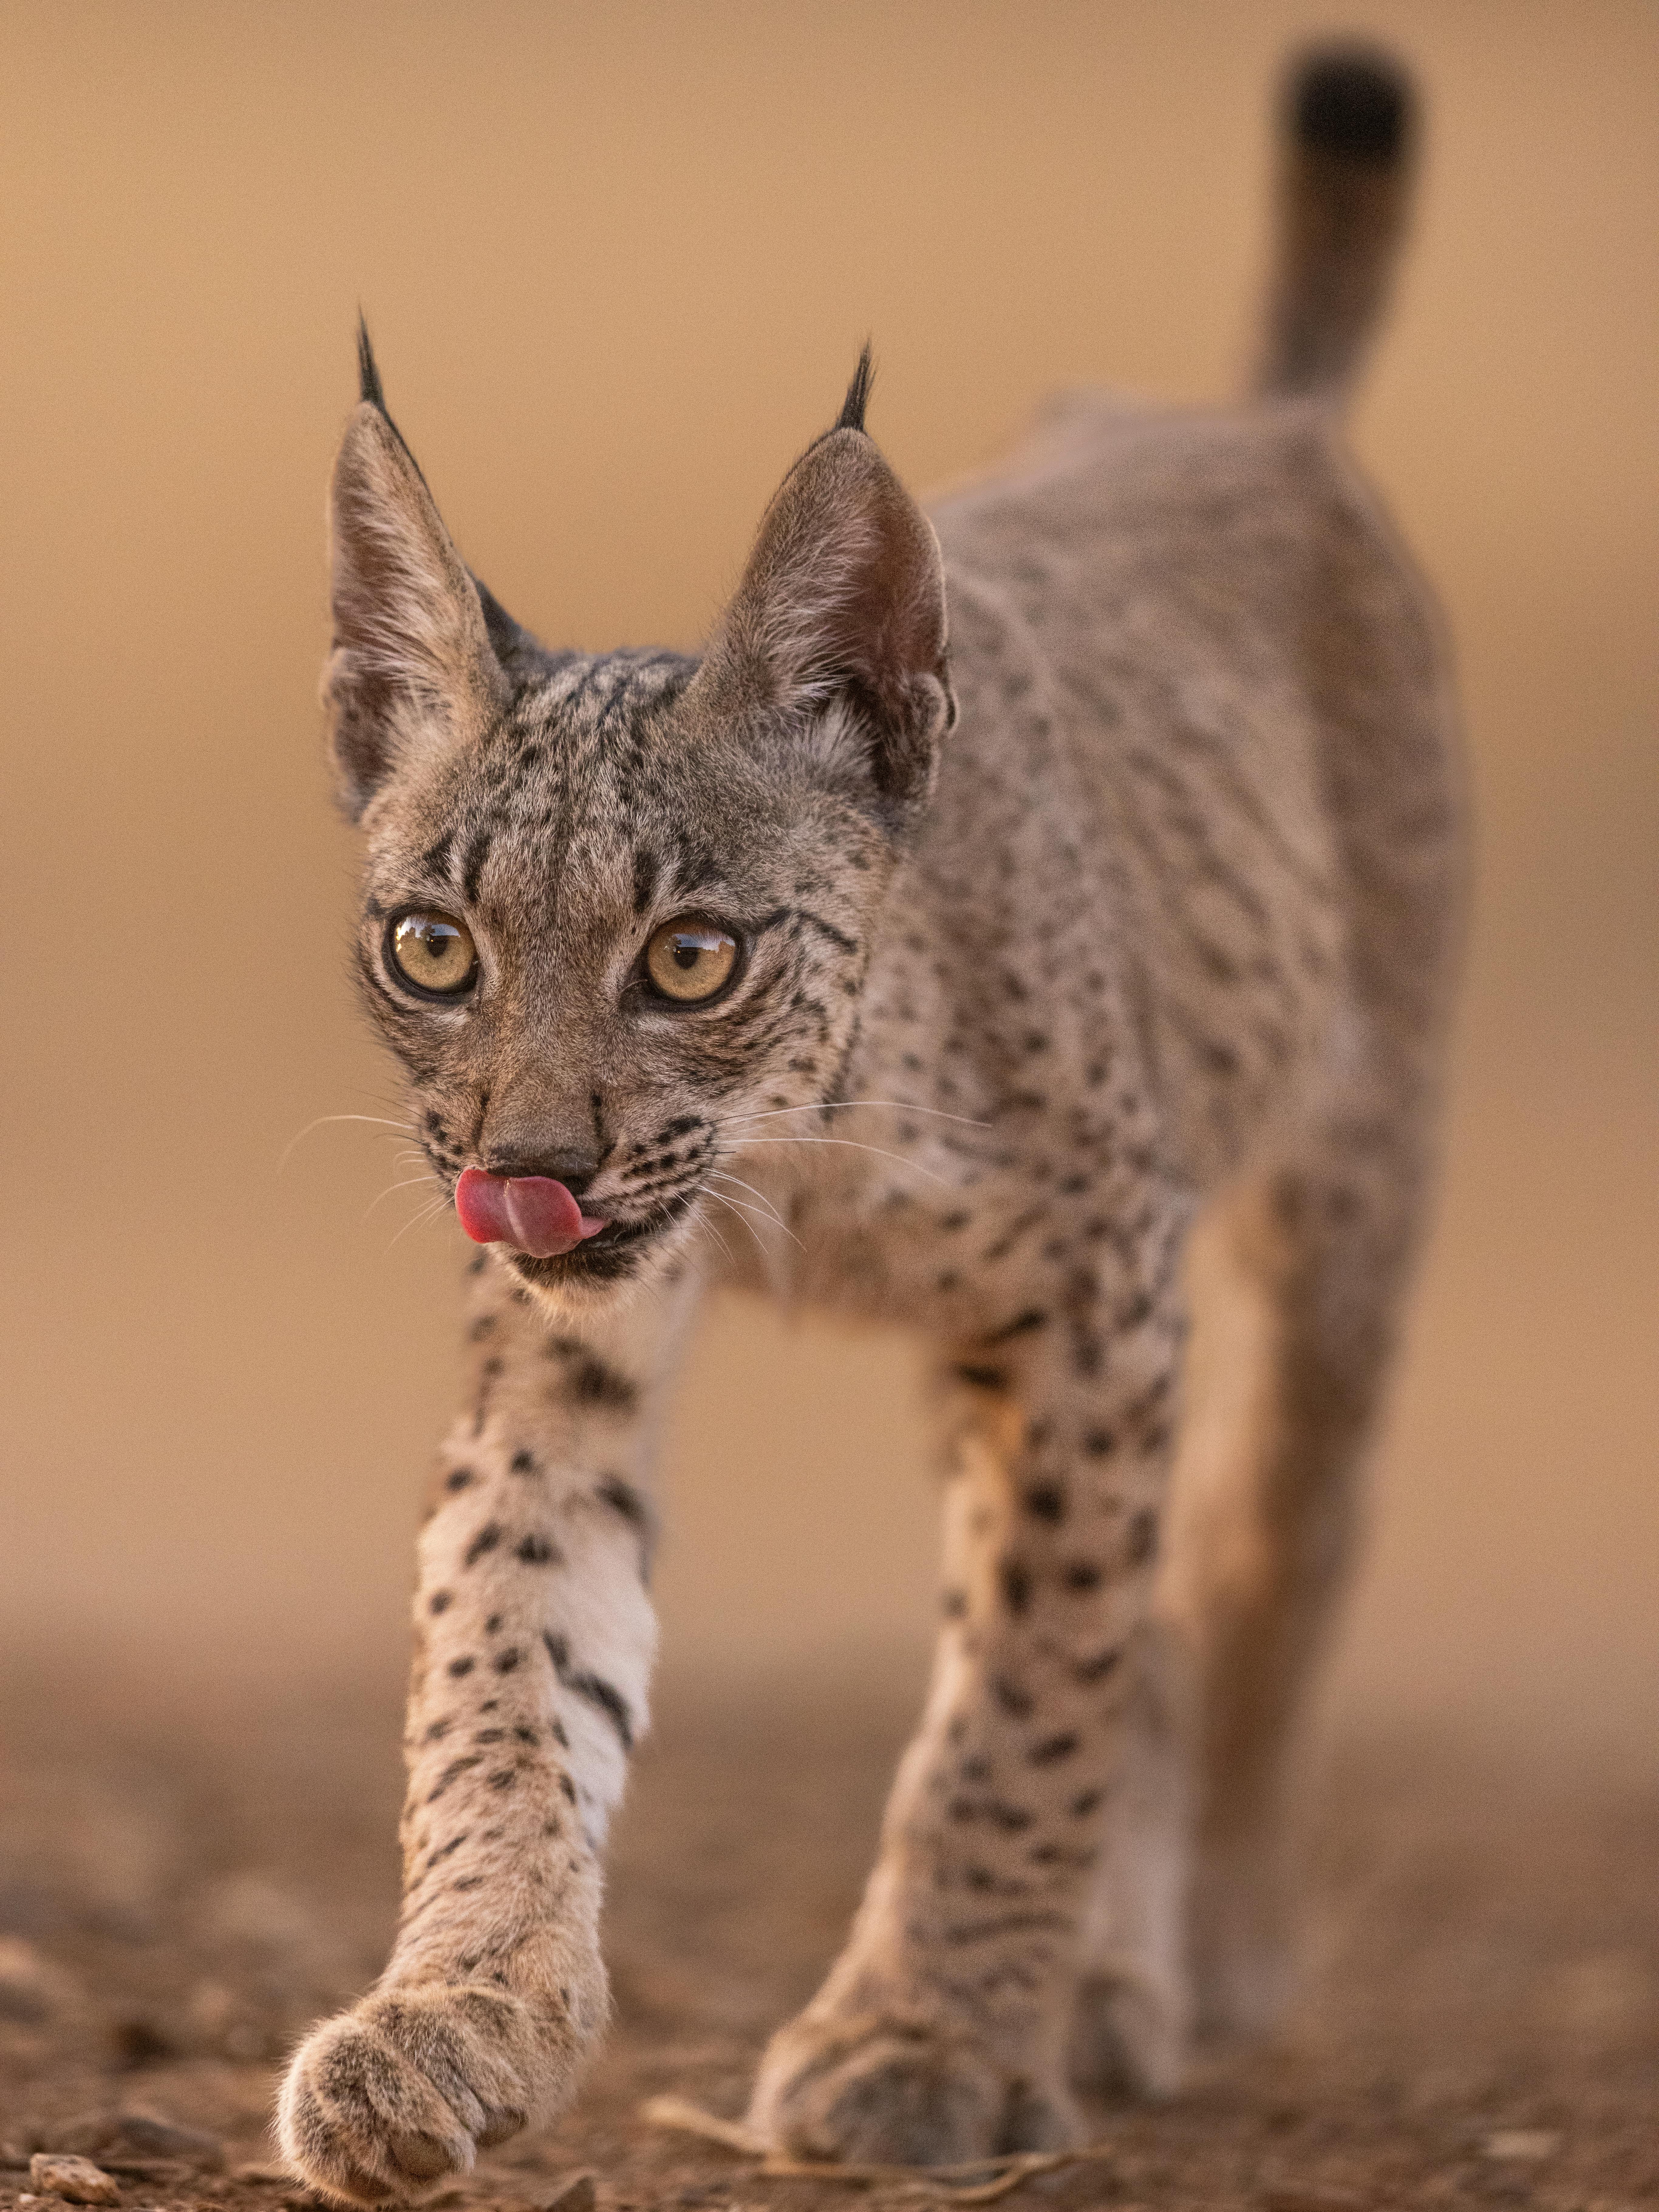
[750,1241,1187,2163]
[279,1257,693,2203]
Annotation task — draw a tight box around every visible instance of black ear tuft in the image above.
[351,316,435,495]
[835,343,875,434]
[357,313,388,413]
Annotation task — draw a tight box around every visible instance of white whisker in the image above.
[705,1183,803,1253]
[386,1193,455,1251]
[690,1198,736,1269]
[720,1135,952,1184]
[706,1170,803,1246]
[716,1099,991,1130]
[279,1112,416,1173]
[701,1189,774,1262]
[363,1175,441,1221]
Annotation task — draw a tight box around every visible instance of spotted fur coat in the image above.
[278,46,1463,2199]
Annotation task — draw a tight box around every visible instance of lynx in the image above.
[278,45,1462,2199]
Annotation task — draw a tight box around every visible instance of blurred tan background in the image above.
[2,1,1653,1757]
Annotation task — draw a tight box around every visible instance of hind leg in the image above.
[1070,1112,1435,2084]
[1172,1118,1434,2040]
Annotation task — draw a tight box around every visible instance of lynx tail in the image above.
[1256,43,1419,400]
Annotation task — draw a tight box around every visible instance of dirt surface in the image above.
[2,1668,1655,2212]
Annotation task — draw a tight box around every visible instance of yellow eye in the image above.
[645,917,740,1004]
[388,910,478,997]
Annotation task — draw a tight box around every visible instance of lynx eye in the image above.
[387,910,478,998]
[644,917,740,1004]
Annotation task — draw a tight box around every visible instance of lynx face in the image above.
[349,650,910,1301]
[329,346,952,1307]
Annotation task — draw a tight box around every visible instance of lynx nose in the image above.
[454,1167,607,1259]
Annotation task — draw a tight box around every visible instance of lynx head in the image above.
[325,329,954,1309]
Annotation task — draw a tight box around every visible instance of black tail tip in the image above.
[357,313,388,412]
[1286,43,1415,164]
[836,342,875,434]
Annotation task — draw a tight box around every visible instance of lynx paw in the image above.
[277,1982,572,2204]
[748,2010,1081,2166]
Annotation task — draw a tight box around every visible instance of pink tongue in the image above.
[454,1167,607,1259]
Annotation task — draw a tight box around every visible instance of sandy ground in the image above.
[2,1668,1655,2212]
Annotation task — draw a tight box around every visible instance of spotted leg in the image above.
[278,1257,695,2203]
[1172,1130,1435,2042]
[749,1219,1189,2163]
[1066,1112,1437,2090]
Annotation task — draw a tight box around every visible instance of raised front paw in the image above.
[747,2006,1082,2167]
[277,1982,575,2204]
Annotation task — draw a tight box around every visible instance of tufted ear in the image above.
[323,331,512,820]
[687,355,955,826]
